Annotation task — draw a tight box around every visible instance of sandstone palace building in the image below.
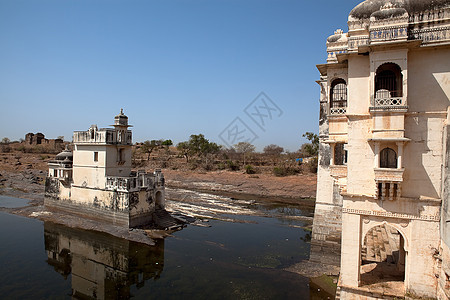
[45,110,166,228]
[312,0,450,298]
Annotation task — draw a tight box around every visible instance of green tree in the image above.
[177,134,220,163]
[233,142,256,166]
[162,139,173,147]
[301,132,319,157]
[176,141,190,162]
[1,137,10,144]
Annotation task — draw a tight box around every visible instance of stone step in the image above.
[153,209,182,229]
[362,224,400,264]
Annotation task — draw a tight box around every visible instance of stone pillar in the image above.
[381,182,386,199]
[389,182,394,200]
[374,142,380,168]
[397,142,403,169]
[330,143,335,166]
[340,211,362,286]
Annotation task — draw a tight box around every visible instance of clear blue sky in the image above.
[0,0,362,152]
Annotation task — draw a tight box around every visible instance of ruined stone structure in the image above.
[45,110,166,228]
[313,0,450,298]
[24,132,63,149]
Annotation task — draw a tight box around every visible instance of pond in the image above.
[0,194,333,299]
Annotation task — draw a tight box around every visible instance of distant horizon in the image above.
[0,0,363,152]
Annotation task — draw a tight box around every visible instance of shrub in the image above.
[245,165,256,174]
[273,166,299,177]
[202,163,213,171]
[217,163,226,170]
[0,145,11,153]
[226,160,240,171]
[189,162,198,170]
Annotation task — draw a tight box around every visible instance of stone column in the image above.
[374,142,380,168]
[397,142,403,169]
[330,143,335,166]
[340,211,362,287]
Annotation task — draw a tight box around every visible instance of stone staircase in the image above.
[152,209,183,230]
[361,224,400,264]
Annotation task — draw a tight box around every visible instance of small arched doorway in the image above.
[360,224,406,288]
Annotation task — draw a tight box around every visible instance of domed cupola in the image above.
[349,0,406,21]
[349,0,450,21]
[326,29,349,63]
[114,108,130,128]
[55,146,73,161]
[327,29,348,44]
[370,2,408,20]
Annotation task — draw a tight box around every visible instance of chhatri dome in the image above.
[349,0,450,20]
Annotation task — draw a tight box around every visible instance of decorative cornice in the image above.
[342,207,439,222]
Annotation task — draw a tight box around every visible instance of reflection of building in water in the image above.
[312,0,450,298]
[45,109,167,228]
[44,222,165,299]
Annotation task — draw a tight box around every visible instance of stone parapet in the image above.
[374,168,404,182]
[330,165,348,178]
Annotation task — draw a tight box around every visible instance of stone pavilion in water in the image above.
[45,109,166,228]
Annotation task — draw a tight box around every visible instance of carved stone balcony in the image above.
[330,165,347,178]
[374,168,404,201]
[374,168,404,182]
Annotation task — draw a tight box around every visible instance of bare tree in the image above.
[233,142,255,166]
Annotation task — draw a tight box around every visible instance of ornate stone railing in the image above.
[106,176,133,192]
[370,26,408,42]
[409,26,450,44]
[370,97,407,111]
[106,170,164,192]
[374,168,404,182]
[348,37,369,50]
[74,129,132,145]
[409,8,450,24]
[375,97,403,106]
[330,107,347,115]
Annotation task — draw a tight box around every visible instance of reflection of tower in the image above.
[44,222,165,299]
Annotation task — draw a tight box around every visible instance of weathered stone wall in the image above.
[310,76,343,267]
[44,197,131,227]
[310,201,342,266]
[439,122,450,299]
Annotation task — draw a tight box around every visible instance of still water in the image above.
[0,198,331,299]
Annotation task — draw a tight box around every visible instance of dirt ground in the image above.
[163,169,316,200]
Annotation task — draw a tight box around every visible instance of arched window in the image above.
[380,147,397,168]
[330,79,347,108]
[375,63,402,98]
